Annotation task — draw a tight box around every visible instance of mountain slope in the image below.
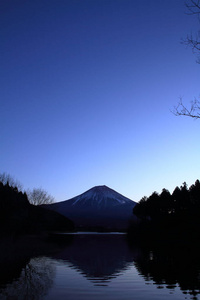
[44,185,137,231]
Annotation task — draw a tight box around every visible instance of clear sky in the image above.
[1,0,199,202]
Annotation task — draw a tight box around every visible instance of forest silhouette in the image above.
[0,180,74,237]
[130,180,200,243]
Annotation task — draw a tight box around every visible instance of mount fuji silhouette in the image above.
[44,185,137,231]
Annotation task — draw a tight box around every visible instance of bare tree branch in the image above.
[182,33,200,63]
[172,98,200,119]
[183,1,200,63]
[173,1,200,119]
[182,33,200,51]
[0,172,23,191]
[27,188,54,205]
[185,0,200,15]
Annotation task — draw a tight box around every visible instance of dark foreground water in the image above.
[0,233,200,300]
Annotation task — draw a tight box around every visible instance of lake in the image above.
[0,232,200,300]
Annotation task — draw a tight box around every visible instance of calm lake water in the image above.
[0,232,200,300]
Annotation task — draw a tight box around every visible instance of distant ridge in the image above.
[44,185,137,231]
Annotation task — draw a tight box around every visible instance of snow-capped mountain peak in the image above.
[45,185,137,231]
[70,185,134,208]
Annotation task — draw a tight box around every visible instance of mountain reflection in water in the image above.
[1,234,200,299]
[51,233,140,286]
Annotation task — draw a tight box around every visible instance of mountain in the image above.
[44,185,137,231]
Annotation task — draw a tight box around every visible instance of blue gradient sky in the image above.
[1,0,199,202]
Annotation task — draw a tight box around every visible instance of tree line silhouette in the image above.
[0,180,74,237]
[131,180,200,243]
